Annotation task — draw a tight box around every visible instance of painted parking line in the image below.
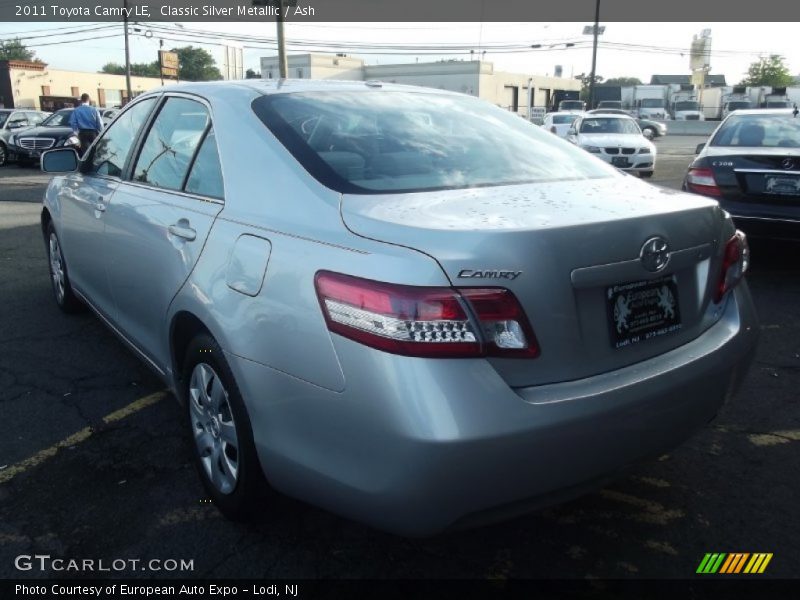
[0,391,167,484]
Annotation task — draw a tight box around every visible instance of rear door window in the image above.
[132,97,210,192]
[184,129,224,199]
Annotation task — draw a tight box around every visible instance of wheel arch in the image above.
[41,206,52,237]
[170,310,215,404]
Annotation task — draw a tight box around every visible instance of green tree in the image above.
[740,55,793,88]
[101,62,160,78]
[100,62,125,75]
[603,77,642,86]
[574,72,604,102]
[245,68,261,79]
[172,46,222,81]
[0,38,39,62]
[100,61,161,77]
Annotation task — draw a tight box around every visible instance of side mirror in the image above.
[642,129,654,140]
[695,143,705,154]
[567,128,577,136]
[42,148,79,173]
[8,121,27,129]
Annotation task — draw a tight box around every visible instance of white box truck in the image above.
[670,88,705,120]
[632,85,669,119]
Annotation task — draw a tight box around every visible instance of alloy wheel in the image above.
[189,363,240,495]
[49,233,65,303]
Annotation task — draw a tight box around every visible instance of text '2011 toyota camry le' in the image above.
[40,80,758,536]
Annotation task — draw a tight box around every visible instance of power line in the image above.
[0,24,120,41]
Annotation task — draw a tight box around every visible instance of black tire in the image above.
[0,143,7,167]
[45,221,82,313]
[640,171,654,179]
[643,126,657,138]
[182,334,268,520]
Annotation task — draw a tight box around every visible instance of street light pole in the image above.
[588,0,600,110]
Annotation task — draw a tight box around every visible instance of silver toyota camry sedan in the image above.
[40,80,758,536]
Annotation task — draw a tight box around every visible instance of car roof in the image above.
[582,112,635,119]
[155,78,466,100]
[722,108,797,117]
[587,109,629,114]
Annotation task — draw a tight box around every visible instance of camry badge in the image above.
[782,158,795,170]
[458,269,522,280]
[640,237,670,273]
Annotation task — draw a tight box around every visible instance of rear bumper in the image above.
[228,283,758,536]
[723,211,800,242]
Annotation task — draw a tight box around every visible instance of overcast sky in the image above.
[1,22,798,85]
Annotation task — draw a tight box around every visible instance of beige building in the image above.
[0,60,164,110]
[260,53,580,116]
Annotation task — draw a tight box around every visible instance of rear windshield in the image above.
[711,113,800,148]
[252,91,615,194]
[551,115,578,124]
[675,102,699,112]
[726,101,751,111]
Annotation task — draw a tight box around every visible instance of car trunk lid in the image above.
[706,147,800,202]
[341,176,728,387]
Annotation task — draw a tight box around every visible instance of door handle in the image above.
[168,223,197,241]
[93,197,106,218]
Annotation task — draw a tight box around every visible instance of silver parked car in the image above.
[40,80,758,536]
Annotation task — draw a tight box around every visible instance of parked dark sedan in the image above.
[6,108,80,166]
[684,108,800,241]
[0,108,49,166]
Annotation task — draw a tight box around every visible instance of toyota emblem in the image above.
[640,236,670,272]
[782,158,795,170]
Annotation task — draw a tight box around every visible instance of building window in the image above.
[296,68,304,79]
[268,71,273,79]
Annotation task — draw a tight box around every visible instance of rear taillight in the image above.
[686,167,721,197]
[714,230,749,303]
[314,271,539,358]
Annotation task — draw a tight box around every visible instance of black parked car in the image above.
[684,108,800,241]
[0,108,49,166]
[5,108,80,166]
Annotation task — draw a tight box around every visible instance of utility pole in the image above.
[588,0,600,110]
[276,0,288,78]
[123,0,132,101]
[253,0,288,78]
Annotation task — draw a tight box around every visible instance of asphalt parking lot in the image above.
[0,136,798,580]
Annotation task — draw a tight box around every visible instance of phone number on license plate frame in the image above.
[607,275,682,349]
